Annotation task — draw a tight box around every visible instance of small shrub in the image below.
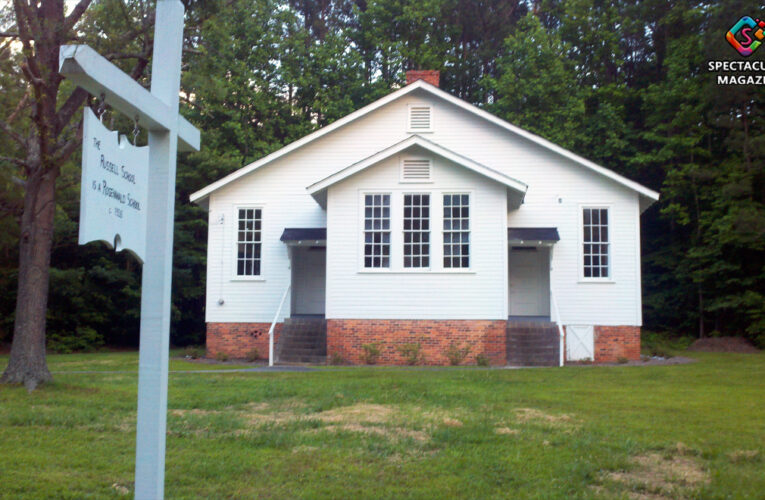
[396,342,423,365]
[329,353,345,365]
[617,356,629,364]
[215,351,229,362]
[361,342,382,365]
[475,354,490,367]
[184,346,205,359]
[245,347,261,362]
[446,343,471,366]
[48,326,104,354]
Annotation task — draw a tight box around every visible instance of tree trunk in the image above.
[1,166,59,389]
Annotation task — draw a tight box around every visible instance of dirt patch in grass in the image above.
[728,449,760,463]
[442,417,463,427]
[315,403,394,424]
[600,449,709,499]
[514,408,578,428]
[494,427,519,435]
[320,423,430,442]
[170,408,221,417]
[688,336,759,353]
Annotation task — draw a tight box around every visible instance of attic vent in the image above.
[401,159,431,182]
[408,105,432,132]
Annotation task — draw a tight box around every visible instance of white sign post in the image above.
[59,1,200,498]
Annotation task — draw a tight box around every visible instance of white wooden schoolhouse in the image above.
[190,70,659,366]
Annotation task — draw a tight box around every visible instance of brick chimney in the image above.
[406,70,440,87]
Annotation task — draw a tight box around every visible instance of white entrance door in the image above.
[508,247,550,316]
[291,247,326,315]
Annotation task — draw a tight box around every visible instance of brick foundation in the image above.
[206,322,281,359]
[327,319,506,366]
[593,326,641,362]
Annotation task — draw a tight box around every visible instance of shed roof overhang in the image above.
[306,135,528,210]
[280,227,327,246]
[508,227,560,246]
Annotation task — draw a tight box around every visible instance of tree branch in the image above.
[0,118,26,147]
[54,87,88,136]
[0,156,28,168]
[63,0,92,33]
[0,32,19,38]
[7,92,31,124]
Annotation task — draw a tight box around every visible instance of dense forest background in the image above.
[0,0,763,351]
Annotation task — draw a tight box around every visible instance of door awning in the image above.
[507,227,560,243]
[280,227,327,244]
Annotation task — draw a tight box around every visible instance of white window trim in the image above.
[406,103,434,133]
[442,191,472,271]
[231,204,265,281]
[578,204,614,283]
[356,189,474,274]
[399,156,433,183]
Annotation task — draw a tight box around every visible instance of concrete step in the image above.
[276,318,327,365]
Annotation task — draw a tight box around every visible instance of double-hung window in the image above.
[583,207,609,278]
[364,194,391,268]
[443,194,470,268]
[236,208,262,276]
[403,194,430,268]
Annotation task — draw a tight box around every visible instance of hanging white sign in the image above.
[79,107,149,262]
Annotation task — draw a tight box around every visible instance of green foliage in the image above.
[360,342,383,365]
[475,354,490,367]
[215,351,229,362]
[328,353,346,366]
[445,342,471,366]
[641,331,695,358]
[2,0,764,354]
[184,346,206,359]
[245,348,261,363]
[47,327,104,354]
[396,342,423,365]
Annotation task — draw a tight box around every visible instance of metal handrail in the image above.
[268,284,291,367]
[550,287,565,367]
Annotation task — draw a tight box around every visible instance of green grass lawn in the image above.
[1,351,764,499]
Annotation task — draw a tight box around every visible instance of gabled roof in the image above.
[190,79,659,205]
[306,135,527,208]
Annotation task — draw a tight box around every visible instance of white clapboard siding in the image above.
[326,154,507,319]
[204,88,644,326]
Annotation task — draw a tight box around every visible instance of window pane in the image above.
[403,193,430,268]
[443,194,470,268]
[582,208,609,278]
[363,193,391,268]
[236,208,262,276]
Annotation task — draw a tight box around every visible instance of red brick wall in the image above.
[593,326,641,362]
[206,322,281,359]
[405,70,440,87]
[327,319,506,366]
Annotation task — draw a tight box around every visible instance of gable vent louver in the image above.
[408,106,432,131]
[402,159,431,181]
